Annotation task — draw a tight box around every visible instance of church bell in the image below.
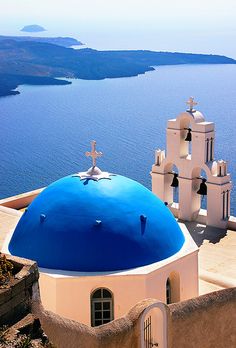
[170,173,179,188]
[185,128,192,142]
[197,178,207,196]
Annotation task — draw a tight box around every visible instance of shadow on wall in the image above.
[183,221,227,247]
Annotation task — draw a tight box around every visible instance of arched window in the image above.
[91,288,114,327]
[166,278,171,304]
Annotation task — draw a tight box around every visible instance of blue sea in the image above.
[1,64,236,215]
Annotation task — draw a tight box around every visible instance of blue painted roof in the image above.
[9,174,185,272]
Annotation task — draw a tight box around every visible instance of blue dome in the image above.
[9,174,185,272]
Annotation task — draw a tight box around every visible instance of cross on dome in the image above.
[186,97,198,112]
[74,140,113,181]
[85,140,103,167]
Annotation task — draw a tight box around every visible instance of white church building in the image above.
[3,98,231,327]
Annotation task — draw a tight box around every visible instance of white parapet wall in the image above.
[0,188,44,210]
[169,204,236,231]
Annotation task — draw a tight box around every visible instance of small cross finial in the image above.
[85,140,103,167]
[186,96,198,112]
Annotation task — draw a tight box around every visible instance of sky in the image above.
[0,0,236,57]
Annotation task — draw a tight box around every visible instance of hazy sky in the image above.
[1,0,236,56]
[1,0,235,27]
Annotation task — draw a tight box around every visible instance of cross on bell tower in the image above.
[186,96,197,112]
[85,140,103,167]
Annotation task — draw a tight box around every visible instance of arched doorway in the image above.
[141,302,168,348]
[91,288,114,327]
[166,278,171,304]
[166,272,180,304]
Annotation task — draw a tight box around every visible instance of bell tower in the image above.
[151,97,232,229]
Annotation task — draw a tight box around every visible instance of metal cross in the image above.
[186,96,198,112]
[85,140,103,167]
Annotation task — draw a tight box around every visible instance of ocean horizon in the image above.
[1,64,236,215]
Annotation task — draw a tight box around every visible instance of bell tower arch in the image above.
[151,97,232,229]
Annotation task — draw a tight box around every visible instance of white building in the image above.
[5,140,198,326]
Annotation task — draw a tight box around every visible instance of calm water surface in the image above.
[1,64,236,215]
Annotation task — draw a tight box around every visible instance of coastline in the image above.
[0,75,71,97]
[0,37,236,98]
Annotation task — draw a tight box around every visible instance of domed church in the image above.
[6,141,198,326]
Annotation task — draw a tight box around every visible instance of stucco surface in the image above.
[31,287,236,348]
[32,295,160,348]
[169,287,236,348]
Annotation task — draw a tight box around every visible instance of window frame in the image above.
[91,287,114,327]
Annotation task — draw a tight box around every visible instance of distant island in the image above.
[0,36,235,97]
[21,24,46,32]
